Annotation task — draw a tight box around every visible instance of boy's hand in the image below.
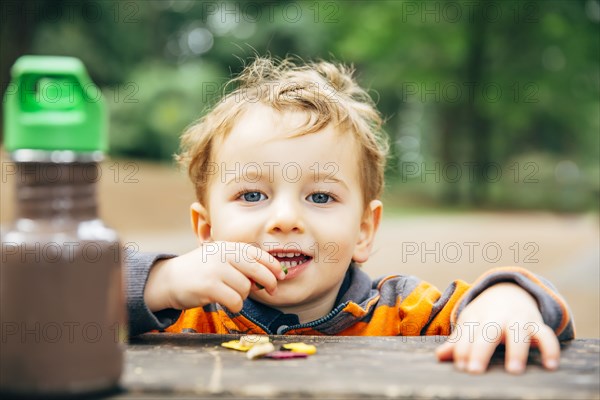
[435,282,560,374]
[144,241,286,313]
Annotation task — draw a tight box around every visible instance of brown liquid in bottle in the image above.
[1,160,125,397]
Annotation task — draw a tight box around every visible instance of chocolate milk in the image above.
[1,162,124,397]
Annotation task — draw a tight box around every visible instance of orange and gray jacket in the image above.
[127,253,574,340]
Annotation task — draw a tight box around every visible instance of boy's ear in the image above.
[190,202,212,242]
[352,200,383,264]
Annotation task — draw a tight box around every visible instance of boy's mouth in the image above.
[268,250,313,269]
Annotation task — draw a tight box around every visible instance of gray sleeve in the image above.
[125,251,182,337]
[453,268,575,341]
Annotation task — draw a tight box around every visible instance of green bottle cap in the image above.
[3,55,107,153]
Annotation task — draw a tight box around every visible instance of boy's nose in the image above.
[266,197,305,234]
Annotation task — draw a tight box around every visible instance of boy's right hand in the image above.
[144,242,285,313]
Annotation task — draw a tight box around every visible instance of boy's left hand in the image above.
[435,282,560,374]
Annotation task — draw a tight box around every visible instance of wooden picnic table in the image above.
[109,334,599,399]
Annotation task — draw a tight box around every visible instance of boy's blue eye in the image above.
[308,192,332,204]
[241,191,266,202]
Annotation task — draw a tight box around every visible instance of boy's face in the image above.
[192,104,381,308]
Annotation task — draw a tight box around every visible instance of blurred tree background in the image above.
[1,0,598,212]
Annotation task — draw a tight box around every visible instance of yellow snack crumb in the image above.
[221,340,252,352]
[281,342,317,355]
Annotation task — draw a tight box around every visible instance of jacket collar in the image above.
[239,263,376,334]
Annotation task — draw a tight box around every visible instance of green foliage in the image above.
[103,61,223,159]
[2,0,598,211]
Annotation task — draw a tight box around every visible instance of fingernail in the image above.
[467,360,483,373]
[545,359,559,370]
[456,360,466,371]
[508,360,524,374]
[279,271,287,280]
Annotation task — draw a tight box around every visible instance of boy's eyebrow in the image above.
[225,170,262,186]
[311,171,349,190]
[224,170,350,190]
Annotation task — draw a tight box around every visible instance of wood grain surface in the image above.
[108,334,600,399]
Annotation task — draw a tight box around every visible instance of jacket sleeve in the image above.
[400,266,574,341]
[125,251,182,337]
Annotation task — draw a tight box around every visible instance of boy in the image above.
[127,57,573,375]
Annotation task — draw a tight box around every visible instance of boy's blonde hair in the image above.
[176,57,388,208]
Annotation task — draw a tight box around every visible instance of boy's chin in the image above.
[249,289,312,308]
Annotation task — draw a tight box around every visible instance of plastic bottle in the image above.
[0,56,124,397]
